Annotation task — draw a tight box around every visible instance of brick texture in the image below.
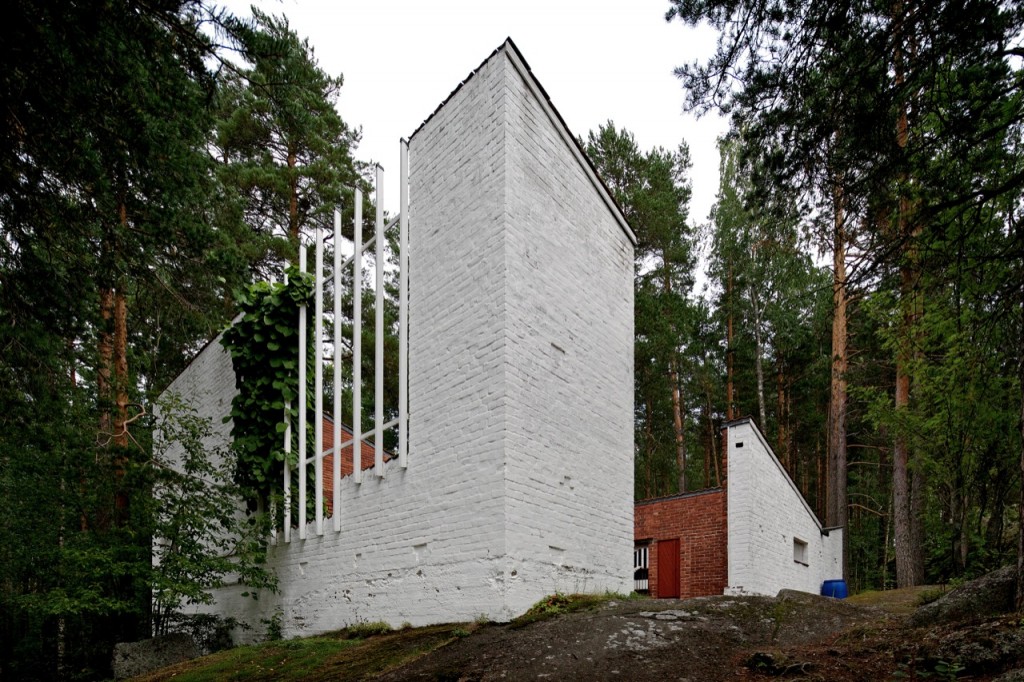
[634,490,727,599]
[320,419,382,515]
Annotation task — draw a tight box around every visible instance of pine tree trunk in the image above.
[776,355,787,465]
[1017,292,1024,609]
[114,288,128,448]
[98,286,113,436]
[112,201,130,522]
[827,183,849,579]
[704,423,711,488]
[892,1,925,587]
[751,286,767,430]
[644,396,655,499]
[726,265,735,421]
[893,283,915,587]
[709,388,722,487]
[661,261,686,494]
[894,242,926,585]
[671,358,686,493]
[786,375,794,470]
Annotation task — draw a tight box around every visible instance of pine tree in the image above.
[584,122,696,497]
[214,9,365,269]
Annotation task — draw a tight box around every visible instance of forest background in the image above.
[1,0,1023,680]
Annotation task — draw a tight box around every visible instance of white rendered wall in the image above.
[726,419,844,596]
[158,41,634,640]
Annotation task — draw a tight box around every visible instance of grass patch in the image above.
[137,637,363,682]
[510,592,619,629]
[846,585,945,615]
[135,623,471,682]
[341,620,392,639]
[915,586,948,606]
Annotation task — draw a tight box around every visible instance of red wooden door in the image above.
[656,538,680,598]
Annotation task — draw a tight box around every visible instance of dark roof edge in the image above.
[635,486,724,507]
[408,38,637,245]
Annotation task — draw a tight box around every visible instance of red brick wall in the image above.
[321,418,383,514]
[634,489,727,599]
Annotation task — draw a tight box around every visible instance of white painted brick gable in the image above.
[726,419,844,596]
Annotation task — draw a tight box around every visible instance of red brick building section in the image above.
[321,417,387,515]
[634,488,727,599]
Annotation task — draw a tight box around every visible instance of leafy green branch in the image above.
[221,266,314,506]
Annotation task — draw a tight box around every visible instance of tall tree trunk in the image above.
[662,260,687,494]
[726,265,735,421]
[892,1,926,587]
[786,375,794,471]
[644,395,655,499]
[893,242,917,586]
[98,286,114,436]
[827,182,849,580]
[1016,291,1024,609]
[776,355,787,465]
[672,357,686,493]
[113,200,130,521]
[817,443,826,521]
[708,386,721,487]
[703,423,711,488]
[750,286,767,430]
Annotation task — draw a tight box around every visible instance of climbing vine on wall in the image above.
[221,266,314,506]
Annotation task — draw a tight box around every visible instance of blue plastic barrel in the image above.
[821,579,848,599]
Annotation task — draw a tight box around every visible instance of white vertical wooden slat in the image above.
[283,269,291,543]
[314,229,324,537]
[298,244,307,540]
[269,276,279,546]
[333,208,342,532]
[353,189,363,484]
[374,164,385,477]
[399,140,409,469]
[269,496,277,546]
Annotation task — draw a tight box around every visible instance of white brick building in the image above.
[159,39,635,639]
[635,418,845,600]
[724,418,844,596]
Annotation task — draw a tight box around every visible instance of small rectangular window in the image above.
[793,537,808,565]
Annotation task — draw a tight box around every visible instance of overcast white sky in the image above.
[217,0,728,224]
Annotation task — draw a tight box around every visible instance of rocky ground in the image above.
[377,568,1024,682]
[375,591,882,682]
[137,568,1024,681]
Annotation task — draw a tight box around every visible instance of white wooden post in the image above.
[298,244,307,540]
[333,208,342,531]
[283,271,292,543]
[269,275,279,546]
[374,164,385,477]
[353,189,363,483]
[314,228,324,536]
[399,140,409,469]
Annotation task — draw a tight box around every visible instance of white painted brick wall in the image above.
[726,419,844,596]
[158,41,633,640]
[500,50,634,609]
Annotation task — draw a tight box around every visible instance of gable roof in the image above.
[408,38,637,246]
